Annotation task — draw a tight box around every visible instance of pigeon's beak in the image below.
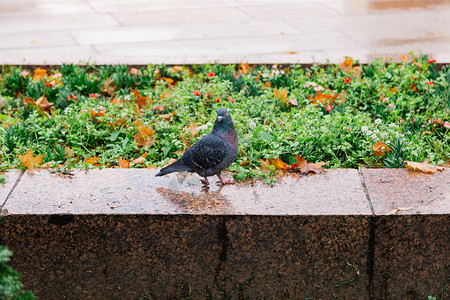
[217,116,223,122]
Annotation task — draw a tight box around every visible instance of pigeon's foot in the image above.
[216,175,234,185]
[200,177,210,186]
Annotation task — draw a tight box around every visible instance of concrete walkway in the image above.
[0,0,449,65]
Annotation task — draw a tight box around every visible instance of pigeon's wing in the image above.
[184,134,228,170]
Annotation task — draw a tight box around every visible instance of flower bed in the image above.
[0,56,448,180]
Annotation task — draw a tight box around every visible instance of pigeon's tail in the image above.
[155,160,194,177]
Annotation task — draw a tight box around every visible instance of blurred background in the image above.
[0,0,449,64]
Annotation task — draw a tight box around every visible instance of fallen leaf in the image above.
[255,71,261,82]
[405,161,445,174]
[240,62,251,74]
[130,89,152,109]
[373,141,392,157]
[339,58,353,73]
[112,98,121,105]
[291,155,325,174]
[138,125,155,138]
[90,109,105,123]
[309,91,337,105]
[36,95,54,117]
[159,110,175,121]
[33,67,47,81]
[128,67,142,76]
[401,53,408,62]
[18,149,44,169]
[160,91,169,100]
[109,118,127,128]
[283,51,298,55]
[101,77,116,96]
[117,157,130,168]
[240,157,250,166]
[387,207,413,215]
[22,96,36,106]
[268,158,289,170]
[133,153,148,165]
[162,77,174,84]
[260,159,270,169]
[188,121,199,137]
[274,88,288,104]
[84,157,101,167]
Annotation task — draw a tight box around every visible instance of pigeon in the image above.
[155,107,238,186]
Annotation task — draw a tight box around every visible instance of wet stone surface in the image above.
[3,169,372,215]
[361,168,449,215]
[0,170,22,208]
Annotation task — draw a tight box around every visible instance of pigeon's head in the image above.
[214,107,234,130]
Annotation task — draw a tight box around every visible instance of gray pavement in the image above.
[0,0,449,64]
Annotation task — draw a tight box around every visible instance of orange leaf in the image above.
[373,141,392,157]
[138,125,154,138]
[160,91,168,100]
[240,157,250,166]
[18,149,44,169]
[133,133,154,147]
[339,58,353,73]
[112,98,121,105]
[283,51,298,55]
[84,157,101,167]
[405,161,445,174]
[33,67,47,81]
[130,88,152,109]
[274,88,287,103]
[239,62,251,74]
[117,157,130,168]
[255,71,261,82]
[90,109,105,123]
[309,91,336,105]
[133,120,142,126]
[162,77,174,84]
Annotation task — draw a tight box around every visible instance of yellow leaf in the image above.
[133,153,148,165]
[22,96,36,106]
[268,158,289,170]
[18,149,44,169]
[405,161,445,174]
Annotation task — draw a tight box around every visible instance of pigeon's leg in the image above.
[200,177,209,186]
[216,174,234,185]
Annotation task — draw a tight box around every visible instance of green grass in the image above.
[0,56,448,181]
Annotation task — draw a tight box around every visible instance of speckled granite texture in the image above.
[0,168,448,299]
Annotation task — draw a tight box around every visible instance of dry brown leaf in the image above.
[163,77,174,85]
[36,95,54,117]
[112,98,121,105]
[283,51,298,55]
[18,149,44,169]
[101,77,116,96]
[260,159,269,169]
[128,67,142,76]
[117,157,130,168]
[33,67,47,81]
[160,91,168,100]
[274,88,287,103]
[255,71,261,82]
[133,153,148,165]
[405,161,445,174]
[90,109,105,123]
[159,111,175,122]
[373,141,392,157]
[339,58,353,73]
[291,155,325,174]
[188,121,199,137]
[309,91,337,105]
[138,125,154,138]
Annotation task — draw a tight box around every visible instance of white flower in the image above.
[361,126,369,133]
[389,123,396,128]
[64,107,72,114]
[124,95,132,101]
[198,122,212,131]
[304,81,317,87]
[375,118,382,125]
[371,133,378,140]
[366,130,373,136]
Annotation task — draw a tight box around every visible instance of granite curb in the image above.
[0,168,448,299]
[1,168,448,216]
